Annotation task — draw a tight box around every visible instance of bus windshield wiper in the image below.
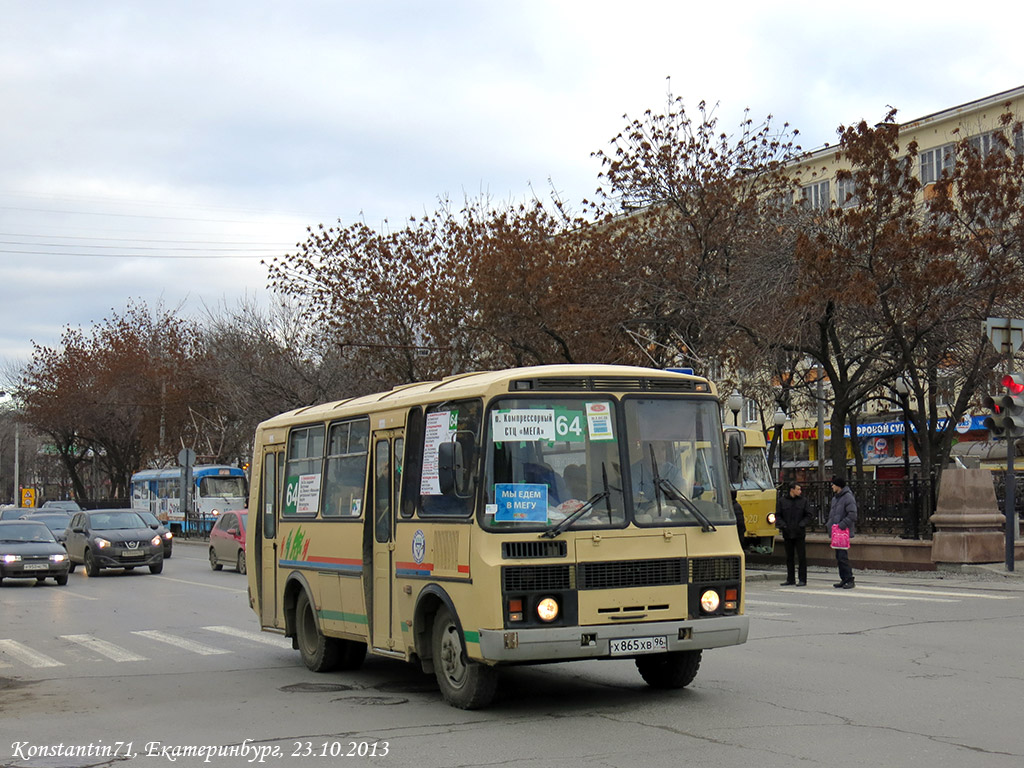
[541,490,610,538]
[656,478,717,532]
[541,462,615,538]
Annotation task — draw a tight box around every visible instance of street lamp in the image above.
[727,391,744,427]
[895,376,911,480]
[895,375,919,540]
[0,391,17,505]
[771,407,787,479]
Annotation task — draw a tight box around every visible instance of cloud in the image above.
[1,0,1022,367]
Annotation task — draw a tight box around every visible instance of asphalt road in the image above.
[2,542,1023,768]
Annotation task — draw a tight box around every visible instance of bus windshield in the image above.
[624,397,733,526]
[482,397,626,531]
[198,476,247,498]
[736,446,773,491]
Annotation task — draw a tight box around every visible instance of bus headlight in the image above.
[767,512,776,525]
[700,589,721,613]
[536,597,560,622]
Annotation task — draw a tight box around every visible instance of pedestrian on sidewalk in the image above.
[827,475,858,589]
[731,490,747,546]
[776,481,812,586]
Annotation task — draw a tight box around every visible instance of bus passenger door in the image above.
[257,448,285,629]
[370,430,403,652]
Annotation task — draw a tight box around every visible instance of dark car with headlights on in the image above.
[64,510,164,576]
[0,520,71,586]
[19,512,73,544]
[135,510,173,558]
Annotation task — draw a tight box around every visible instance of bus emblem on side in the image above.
[412,530,426,564]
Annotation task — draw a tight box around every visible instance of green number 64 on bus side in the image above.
[246,364,749,709]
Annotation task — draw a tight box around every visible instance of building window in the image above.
[920,143,955,185]
[743,398,759,425]
[801,180,830,211]
[836,176,858,207]
[967,131,1000,159]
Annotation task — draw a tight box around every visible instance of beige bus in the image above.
[246,364,749,709]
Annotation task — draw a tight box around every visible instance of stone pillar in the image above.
[930,468,1005,564]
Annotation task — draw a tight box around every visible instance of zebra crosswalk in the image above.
[0,625,290,671]
[746,581,1021,614]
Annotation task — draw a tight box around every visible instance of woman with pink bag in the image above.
[827,476,858,589]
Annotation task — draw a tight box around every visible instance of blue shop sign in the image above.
[843,414,985,438]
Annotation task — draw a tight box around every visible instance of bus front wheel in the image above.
[295,591,340,673]
[431,606,498,709]
[636,649,702,689]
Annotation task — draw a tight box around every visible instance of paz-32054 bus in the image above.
[247,365,748,709]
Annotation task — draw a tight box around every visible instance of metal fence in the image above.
[800,477,935,540]
[798,473,1024,540]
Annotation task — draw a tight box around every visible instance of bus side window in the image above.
[374,440,391,543]
[401,408,423,518]
[263,452,277,539]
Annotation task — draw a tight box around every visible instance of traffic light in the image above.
[1000,374,1024,436]
[982,391,1006,437]
[983,374,1024,438]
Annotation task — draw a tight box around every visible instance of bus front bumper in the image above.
[476,615,749,663]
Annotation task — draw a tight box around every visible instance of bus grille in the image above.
[502,565,573,592]
[502,540,567,559]
[577,561,688,589]
[513,376,696,393]
[577,558,686,590]
[690,556,741,582]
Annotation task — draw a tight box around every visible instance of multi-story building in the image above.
[751,85,1024,480]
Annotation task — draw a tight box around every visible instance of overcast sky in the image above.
[1,0,1021,377]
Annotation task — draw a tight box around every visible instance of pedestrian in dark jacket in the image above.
[827,475,858,589]
[776,481,812,586]
[731,490,747,546]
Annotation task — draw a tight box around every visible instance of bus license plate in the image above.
[610,636,668,656]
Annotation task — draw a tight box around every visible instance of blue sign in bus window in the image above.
[495,484,548,523]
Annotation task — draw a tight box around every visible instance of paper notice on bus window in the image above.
[585,402,615,441]
[491,409,556,442]
[285,473,321,515]
[421,411,455,495]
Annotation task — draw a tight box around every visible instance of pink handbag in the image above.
[830,524,850,550]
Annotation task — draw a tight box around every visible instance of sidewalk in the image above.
[746,560,1024,582]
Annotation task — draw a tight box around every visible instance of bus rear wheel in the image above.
[295,591,341,672]
[636,649,702,689]
[432,606,498,709]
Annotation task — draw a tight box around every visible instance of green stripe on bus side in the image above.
[464,631,480,644]
[318,610,368,625]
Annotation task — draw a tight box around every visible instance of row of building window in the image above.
[798,128,1023,210]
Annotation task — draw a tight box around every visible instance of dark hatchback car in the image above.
[64,510,164,576]
[0,520,71,586]
[135,510,173,558]
[19,512,73,544]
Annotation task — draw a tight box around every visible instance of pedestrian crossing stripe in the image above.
[0,626,288,669]
[132,630,231,655]
[203,625,292,649]
[0,638,64,668]
[62,634,148,662]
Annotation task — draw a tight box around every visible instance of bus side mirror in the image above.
[438,435,475,498]
[727,432,743,485]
